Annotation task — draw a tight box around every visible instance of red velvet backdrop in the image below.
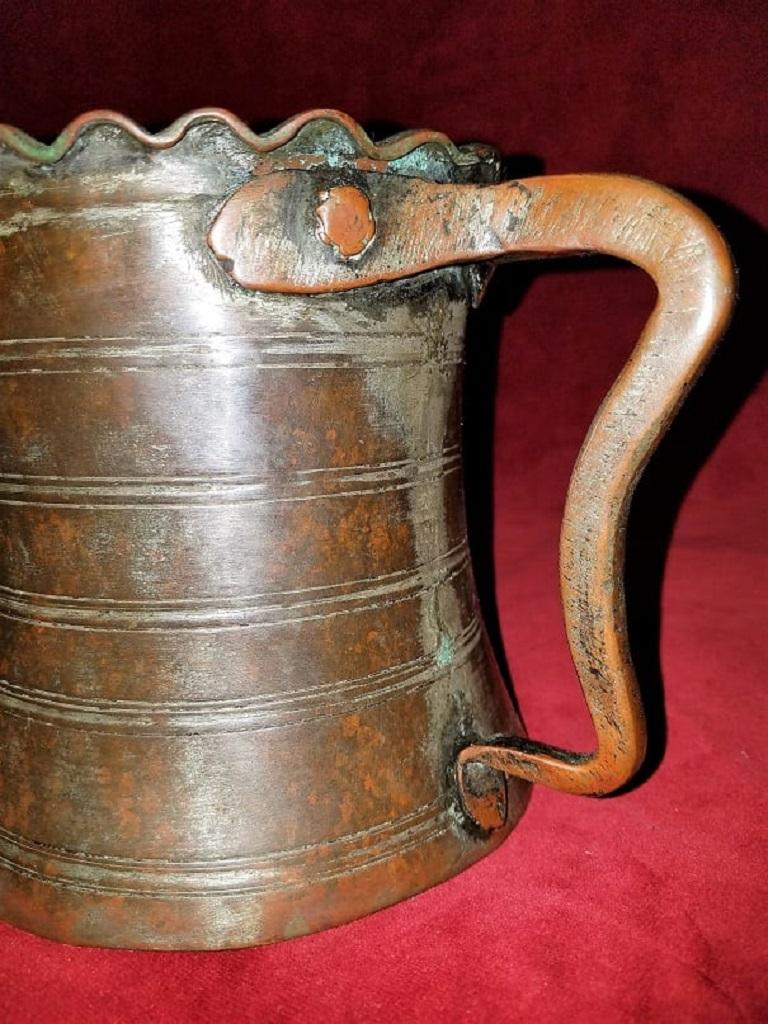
[0,2,765,1020]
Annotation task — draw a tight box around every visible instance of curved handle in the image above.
[208,167,734,801]
[457,174,735,803]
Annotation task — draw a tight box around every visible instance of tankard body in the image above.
[0,110,733,948]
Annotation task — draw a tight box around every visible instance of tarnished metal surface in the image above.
[0,111,524,950]
[0,109,734,950]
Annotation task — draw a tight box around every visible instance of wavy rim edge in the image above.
[0,107,484,166]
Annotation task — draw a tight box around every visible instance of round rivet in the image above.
[315,185,375,259]
[457,761,508,832]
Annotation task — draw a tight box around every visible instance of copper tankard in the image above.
[0,110,733,949]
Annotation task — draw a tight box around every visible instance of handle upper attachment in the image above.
[209,170,735,805]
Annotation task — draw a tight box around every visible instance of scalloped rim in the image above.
[0,107,484,167]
